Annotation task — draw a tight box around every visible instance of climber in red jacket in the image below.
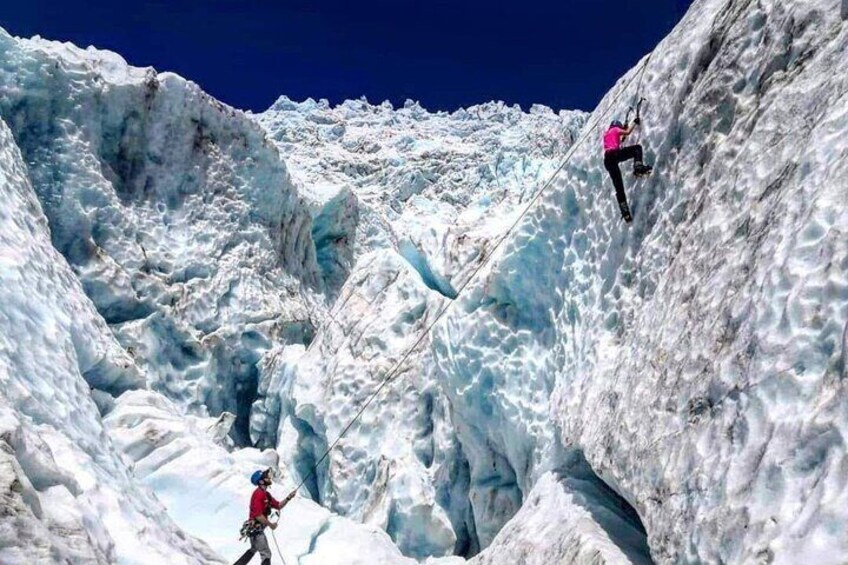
[234,469,296,565]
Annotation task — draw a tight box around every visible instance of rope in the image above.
[635,52,653,101]
[269,526,287,565]
[625,51,654,126]
[290,52,656,495]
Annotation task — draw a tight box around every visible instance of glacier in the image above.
[434,0,848,562]
[0,108,219,564]
[250,92,590,559]
[0,28,431,564]
[1,0,848,562]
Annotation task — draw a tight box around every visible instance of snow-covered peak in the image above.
[22,33,152,85]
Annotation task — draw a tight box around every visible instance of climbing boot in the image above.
[619,201,633,223]
[634,163,653,177]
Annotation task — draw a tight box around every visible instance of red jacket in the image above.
[249,487,282,520]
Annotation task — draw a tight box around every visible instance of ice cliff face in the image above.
[0,30,320,448]
[0,113,220,563]
[2,0,848,562]
[433,0,848,562]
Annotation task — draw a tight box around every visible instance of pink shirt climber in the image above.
[603,127,625,152]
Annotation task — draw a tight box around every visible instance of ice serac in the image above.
[255,96,586,300]
[0,28,320,445]
[253,250,465,559]
[0,115,220,564]
[434,0,848,562]
[253,99,586,557]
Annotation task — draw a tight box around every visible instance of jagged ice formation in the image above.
[2,0,848,562]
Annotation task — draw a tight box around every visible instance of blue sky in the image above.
[1,0,693,112]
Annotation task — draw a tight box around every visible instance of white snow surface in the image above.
[102,390,416,564]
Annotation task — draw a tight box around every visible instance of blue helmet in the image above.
[250,470,266,486]
[610,120,624,128]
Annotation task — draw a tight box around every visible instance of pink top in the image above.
[603,127,625,152]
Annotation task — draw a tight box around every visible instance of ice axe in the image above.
[625,97,647,127]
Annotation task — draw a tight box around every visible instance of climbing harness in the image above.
[290,51,658,496]
[238,519,264,542]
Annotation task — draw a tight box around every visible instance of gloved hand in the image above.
[633,117,641,125]
[284,490,296,503]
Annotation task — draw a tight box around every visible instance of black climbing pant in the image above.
[603,145,644,208]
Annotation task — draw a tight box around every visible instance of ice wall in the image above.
[471,469,651,565]
[433,0,848,562]
[0,115,220,563]
[0,28,320,444]
[252,250,470,559]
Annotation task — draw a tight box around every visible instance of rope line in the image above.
[269,525,287,565]
[291,52,656,494]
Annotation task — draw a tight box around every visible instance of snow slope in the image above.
[102,390,418,564]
